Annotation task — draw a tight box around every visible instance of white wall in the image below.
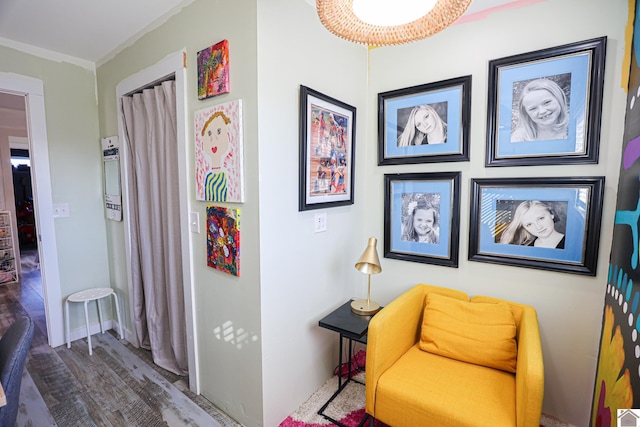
[365,1,628,426]
[96,1,264,425]
[0,46,111,334]
[256,1,368,425]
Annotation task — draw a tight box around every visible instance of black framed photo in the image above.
[486,37,607,167]
[299,85,356,211]
[468,177,605,275]
[378,76,471,165]
[384,172,461,267]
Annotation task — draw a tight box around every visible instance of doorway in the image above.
[0,74,64,347]
[9,136,42,298]
[116,50,199,393]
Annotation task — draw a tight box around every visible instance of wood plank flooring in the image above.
[0,265,241,427]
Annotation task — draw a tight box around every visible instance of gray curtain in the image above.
[121,80,188,376]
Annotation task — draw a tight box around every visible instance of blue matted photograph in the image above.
[378,76,471,165]
[384,172,461,267]
[468,177,605,275]
[486,37,606,167]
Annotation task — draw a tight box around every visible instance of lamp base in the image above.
[351,299,380,316]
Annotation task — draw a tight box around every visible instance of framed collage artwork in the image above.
[299,85,356,211]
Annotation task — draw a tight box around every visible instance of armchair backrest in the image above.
[0,316,35,427]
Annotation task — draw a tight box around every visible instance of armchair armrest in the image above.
[514,305,544,427]
[470,296,544,427]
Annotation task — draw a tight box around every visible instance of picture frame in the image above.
[299,85,356,211]
[486,36,607,167]
[197,39,230,100]
[384,172,461,267]
[194,99,244,203]
[206,205,241,277]
[468,177,605,275]
[378,75,471,165]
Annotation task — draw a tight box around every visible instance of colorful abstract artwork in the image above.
[197,39,230,99]
[591,3,640,425]
[206,206,240,276]
[194,99,244,202]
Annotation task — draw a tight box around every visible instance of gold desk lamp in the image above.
[351,237,382,315]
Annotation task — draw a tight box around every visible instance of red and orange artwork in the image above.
[206,206,240,276]
[197,39,230,99]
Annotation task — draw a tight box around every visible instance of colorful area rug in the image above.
[279,372,383,427]
[279,352,569,427]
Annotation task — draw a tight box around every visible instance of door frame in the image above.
[0,73,64,347]
[116,50,199,393]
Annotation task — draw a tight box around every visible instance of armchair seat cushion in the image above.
[375,344,516,427]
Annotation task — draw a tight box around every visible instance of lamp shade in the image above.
[355,237,381,275]
[316,0,473,46]
[352,237,381,315]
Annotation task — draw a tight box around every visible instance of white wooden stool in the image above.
[65,287,123,355]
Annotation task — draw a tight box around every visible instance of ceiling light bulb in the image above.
[352,0,437,26]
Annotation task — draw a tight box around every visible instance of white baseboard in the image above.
[65,320,142,352]
[66,319,125,345]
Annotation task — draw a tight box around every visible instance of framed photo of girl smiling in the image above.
[486,37,606,167]
[468,176,605,275]
[378,76,471,165]
[384,172,461,267]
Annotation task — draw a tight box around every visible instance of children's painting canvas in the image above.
[206,206,240,276]
[195,99,244,202]
[197,39,230,99]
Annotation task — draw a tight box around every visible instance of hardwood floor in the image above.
[1,264,241,427]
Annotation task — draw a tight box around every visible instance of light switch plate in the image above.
[314,212,327,233]
[190,212,200,233]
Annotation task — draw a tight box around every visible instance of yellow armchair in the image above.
[365,284,544,427]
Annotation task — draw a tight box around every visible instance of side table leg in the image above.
[357,413,372,427]
[347,338,353,380]
[337,333,343,389]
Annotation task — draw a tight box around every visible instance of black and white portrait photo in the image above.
[396,102,448,147]
[510,73,571,142]
[401,193,441,244]
[494,199,568,249]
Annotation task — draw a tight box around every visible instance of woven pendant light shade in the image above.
[316,0,474,46]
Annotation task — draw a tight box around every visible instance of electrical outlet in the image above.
[53,203,70,218]
[314,212,327,233]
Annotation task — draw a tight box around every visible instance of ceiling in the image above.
[0,0,535,147]
[0,0,532,65]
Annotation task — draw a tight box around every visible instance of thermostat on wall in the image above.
[102,136,122,221]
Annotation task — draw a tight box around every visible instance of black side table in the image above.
[317,300,378,427]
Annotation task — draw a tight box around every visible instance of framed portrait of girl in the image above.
[486,37,607,167]
[384,172,461,267]
[468,176,605,275]
[378,76,471,165]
